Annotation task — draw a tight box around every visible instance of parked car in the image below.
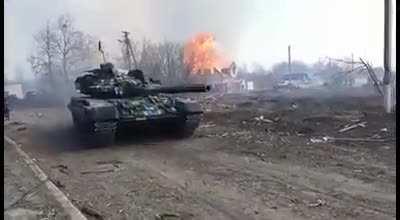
[24,90,39,100]
[275,73,322,89]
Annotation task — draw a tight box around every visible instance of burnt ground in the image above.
[4,87,396,220]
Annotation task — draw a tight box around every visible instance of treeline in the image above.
[28,13,385,94]
[28,14,189,93]
[114,38,187,85]
[28,14,98,93]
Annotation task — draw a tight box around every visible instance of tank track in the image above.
[175,114,201,138]
[72,116,117,146]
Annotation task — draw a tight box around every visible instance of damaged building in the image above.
[187,62,246,93]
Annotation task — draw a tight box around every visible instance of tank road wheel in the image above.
[72,115,81,130]
[175,114,201,138]
[72,117,116,146]
[72,115,93,134]
[87,121,118,146]
[72,115,86,132]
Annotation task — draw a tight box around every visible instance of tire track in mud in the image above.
[119,140,306,220]
[126,147,302,220]
[121,138,396,220]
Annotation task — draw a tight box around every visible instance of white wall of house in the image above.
[5,83,24,99]
[246,81,254,90]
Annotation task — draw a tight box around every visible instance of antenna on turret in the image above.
[98,41,107,63]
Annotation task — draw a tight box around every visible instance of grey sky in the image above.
[4,0,396,79]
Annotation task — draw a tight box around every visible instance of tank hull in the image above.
[67,95,203,144]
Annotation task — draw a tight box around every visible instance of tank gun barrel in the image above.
[77,83,211,98]
[146,84,211,94]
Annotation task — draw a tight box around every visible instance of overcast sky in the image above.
[4,0,396,79]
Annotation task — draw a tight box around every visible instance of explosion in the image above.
[184,32,229,74]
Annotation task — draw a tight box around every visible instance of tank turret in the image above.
[74,63,210,98]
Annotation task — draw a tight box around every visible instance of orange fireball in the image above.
[184,32,229,74]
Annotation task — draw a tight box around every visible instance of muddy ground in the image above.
[4,140,67,219]
[4,87,396,220]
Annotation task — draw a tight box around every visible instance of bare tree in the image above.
[271,61,310,75]
[55,14,90,82]
[158,41,185,84]
[29,14,97,83]
[138,39,161,79]
[28,14,97,99]
[251,63,268,74]
[28,21,58,89]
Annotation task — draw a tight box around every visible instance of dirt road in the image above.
[5,88,396,220]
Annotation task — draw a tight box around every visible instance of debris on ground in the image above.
[46,208,58,218]
[333,110,365,121]
[155,213,180,220]
[203,95,218,102]
[5,182,45,211]
[371,134,382,139]
[308,199,327,207]
[16,126,27,131]
[380,128,388,132]
[51,179,65,188]
[80,168,115,175]
[95,160,123,165]
[290,103,298,110]
[297,126,315,135]
[310,137,329,143]
[241,151,267,162]
[325,136,395,143]
[273,117,281,122]
[219,104,234,109]
[221,132,229,137]
[8,121,25,126]
[80,205,104,220]
[236,101,253,108]
[338,121,367,133]
[4,208,42,220]
[95,160,123,168]
[254,115,273,123]
[199,123,216,129]
[51,165,69,175]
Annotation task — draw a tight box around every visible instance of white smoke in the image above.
[4,0,392,80]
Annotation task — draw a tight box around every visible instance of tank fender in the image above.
[69,98,119,122]
[87,104,119,121]
[175,99,203,114]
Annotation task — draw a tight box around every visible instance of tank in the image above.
[67,63,210,144]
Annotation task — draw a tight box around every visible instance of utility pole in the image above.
[351,53,354,72]
[120,31,138,70]
[288,45,292,74]
[383,0,393,113]
[98,41,107,63]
